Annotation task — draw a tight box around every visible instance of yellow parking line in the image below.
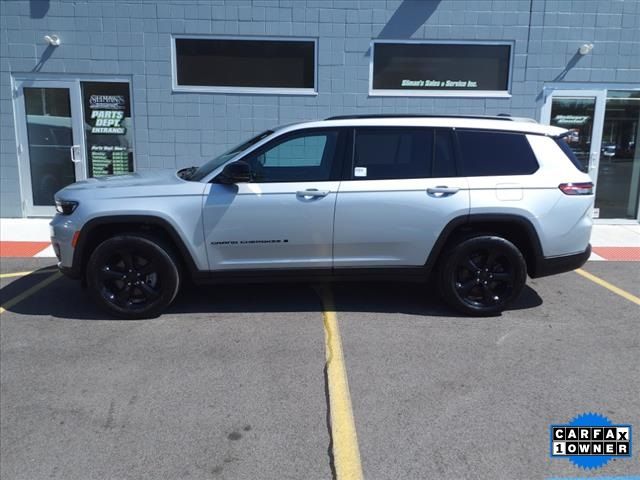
[0,272,62,315]
[575,268,640,306]
[0,269,58,279]
[317,285,364,480]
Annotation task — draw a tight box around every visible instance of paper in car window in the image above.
[354,167,367,177]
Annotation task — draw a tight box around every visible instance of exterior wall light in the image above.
[43,34,61,46]
[578,43,593,55]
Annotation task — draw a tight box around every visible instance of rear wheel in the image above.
[438,235,526,316]
[86,235,180,319]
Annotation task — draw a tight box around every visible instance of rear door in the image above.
[203,128,346,270]
[333,127,469,267]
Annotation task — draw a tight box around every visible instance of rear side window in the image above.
[457,130,538,176]
[352,128,456,180]
[554,136,588,173]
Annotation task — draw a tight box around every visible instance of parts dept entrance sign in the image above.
[82,82,134,177]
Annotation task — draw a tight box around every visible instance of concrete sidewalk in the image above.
[0,218,639,260]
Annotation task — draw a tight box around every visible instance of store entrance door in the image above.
[13,77,135,217]
[542,88,640,221]
[13,79,86,216]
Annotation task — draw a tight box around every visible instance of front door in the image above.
[14,80,86,216]
[202,128,346,270]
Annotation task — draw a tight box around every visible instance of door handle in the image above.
[427,186,459,197]
[70,145,82,163]
[296,189,330,198]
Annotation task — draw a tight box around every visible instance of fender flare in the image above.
[72,215,203,279]
[424,213,544,276]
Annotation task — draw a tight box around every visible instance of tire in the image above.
[438,235,527,316]
[86,235,181,319]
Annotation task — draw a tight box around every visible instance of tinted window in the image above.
[175,38,315,90]
[372,43,511,92]
[434,129,457,177]
[555,136,588,173]
[245,131,339,182]
[457,130,538,176]
[353,128,433,180]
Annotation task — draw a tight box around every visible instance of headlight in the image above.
[55,199,79,215]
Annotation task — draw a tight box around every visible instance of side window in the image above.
[352,128,433,180]
[457,130,539,176]
[434,129,457,177]
[246,130,339,182]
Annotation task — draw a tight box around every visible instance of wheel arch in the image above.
[425,214,544,277]
[73,215,202,282]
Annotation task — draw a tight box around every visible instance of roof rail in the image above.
[325,114,518,121]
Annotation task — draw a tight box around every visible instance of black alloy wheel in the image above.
[87,235,180,319]
[439,236,527,316]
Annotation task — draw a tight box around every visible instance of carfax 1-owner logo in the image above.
[550,412,632,470]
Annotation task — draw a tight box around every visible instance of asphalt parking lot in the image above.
[1,258,639,479]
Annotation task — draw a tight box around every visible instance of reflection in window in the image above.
[175,38,315,91]
[595,91,640,219]
[247,131,338,183]
[549,97,596,172]
[372,42,511,93]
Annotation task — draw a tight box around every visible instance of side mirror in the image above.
[216,161,251,184]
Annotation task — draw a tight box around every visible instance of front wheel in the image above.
[86,235,180,319]
[438,236,527,316]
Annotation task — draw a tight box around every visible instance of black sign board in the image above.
[81,81,134,177]
[372,43,511,92]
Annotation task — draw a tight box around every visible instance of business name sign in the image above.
[372,42,511,93]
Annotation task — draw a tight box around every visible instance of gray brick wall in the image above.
[1,0,639,217]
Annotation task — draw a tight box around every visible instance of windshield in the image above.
[188,130,273,181]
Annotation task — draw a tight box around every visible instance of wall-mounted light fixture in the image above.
[578,43,594,55]
[43,34,61,46]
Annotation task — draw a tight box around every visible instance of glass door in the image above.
[541,90,606,182]
[542,89,640,220]
[14,79,86,216]
[596,91,640,219]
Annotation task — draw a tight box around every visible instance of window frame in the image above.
[171,35,318,95]
[235,127,347,183]
[369,39,513,98]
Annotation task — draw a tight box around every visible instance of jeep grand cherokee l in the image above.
[51,115,594,318]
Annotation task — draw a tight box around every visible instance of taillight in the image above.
[558,182,593,195]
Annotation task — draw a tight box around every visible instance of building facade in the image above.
[1,0,639,220]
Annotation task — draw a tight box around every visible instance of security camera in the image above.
[43,35,61,46]
[578,43,593,55]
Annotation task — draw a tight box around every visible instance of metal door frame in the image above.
[12,77,87,217]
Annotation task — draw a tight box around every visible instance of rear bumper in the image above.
[531,244,591,278]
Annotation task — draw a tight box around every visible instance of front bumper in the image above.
[50,215,82,279]
[531,244,591,278]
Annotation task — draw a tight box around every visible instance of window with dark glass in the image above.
[372,42,511,93]
[457,130,538,176]
[245,130,338,183]
[352,128,456,180]
[175,38,315,90]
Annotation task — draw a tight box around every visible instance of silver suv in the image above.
[51,115,594,318]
